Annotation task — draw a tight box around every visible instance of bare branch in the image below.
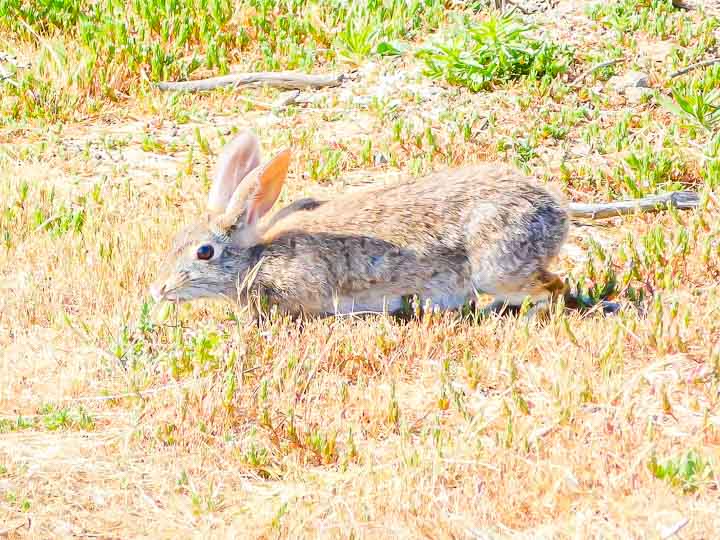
[157,71,345,92]
[568,191,700,220]
[570,58,624,87]
[670,56,720,78]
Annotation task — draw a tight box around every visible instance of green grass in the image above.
[649,450,715,493]
[0,0,452,122]
[660,66,720,133]
[3,0,720,537]
[0,405,95,433]
[587,0,687,39]
[418,12,573,91]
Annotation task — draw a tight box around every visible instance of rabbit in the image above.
[150,130,569,317]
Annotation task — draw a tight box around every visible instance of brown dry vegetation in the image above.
[1,0,720,538]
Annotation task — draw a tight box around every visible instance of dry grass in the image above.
[2,1,720,538]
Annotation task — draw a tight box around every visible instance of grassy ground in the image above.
[2,0,720,537]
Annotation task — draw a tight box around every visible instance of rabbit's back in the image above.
[264,163,567,257]
[256,164,568,314]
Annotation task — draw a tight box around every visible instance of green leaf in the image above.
[376,41,408,57]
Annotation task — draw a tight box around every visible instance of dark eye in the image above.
[196,244,215,261]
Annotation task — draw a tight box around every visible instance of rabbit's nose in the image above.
[150,282,166,302]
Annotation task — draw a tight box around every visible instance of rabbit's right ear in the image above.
[207,130,262,214]
[217,149,291,231]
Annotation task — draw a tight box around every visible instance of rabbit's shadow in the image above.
[248,294,622,328]
[386,296,622,325]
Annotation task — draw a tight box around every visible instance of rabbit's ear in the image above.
[245,148,291,225]
[221,148,291,228]
[207,130,261,214]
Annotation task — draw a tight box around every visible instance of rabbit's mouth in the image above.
[150,273,190,302]
[150,282,173,303]
[150,273,223,303]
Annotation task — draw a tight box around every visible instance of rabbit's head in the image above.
[150,130,290,303]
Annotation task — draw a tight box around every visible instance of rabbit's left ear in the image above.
[208,130,262,214]
[220,149,291,228]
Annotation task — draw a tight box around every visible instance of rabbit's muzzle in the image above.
[149,281,167,303]
[150,271,190,302]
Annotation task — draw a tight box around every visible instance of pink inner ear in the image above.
[244,194,265,226]
[243,148,291,226]
[207,130,261,214]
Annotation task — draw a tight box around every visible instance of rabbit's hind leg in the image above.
[513,269,567,320]
[476,269,567,318]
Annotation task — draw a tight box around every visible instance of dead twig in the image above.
[660,517,689,539]
[669,56,720,78]
[568,191,700,220]
[157,71,345,92]
[570,58,624,87]
[672,0,694,10]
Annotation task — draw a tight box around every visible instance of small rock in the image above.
[638,40,674,63]
[609,70,650,92]
[507,0,557,14]
[373,152,388,166]
[625,86,653,104]
[568,142,591,158]
[601,301,622,316]
[294,92,316,105]
[351,94,373,108]
[272,90,300,110]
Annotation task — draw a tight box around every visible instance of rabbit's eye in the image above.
[196,244,215,261]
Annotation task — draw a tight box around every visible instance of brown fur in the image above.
[150,132,569,316]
